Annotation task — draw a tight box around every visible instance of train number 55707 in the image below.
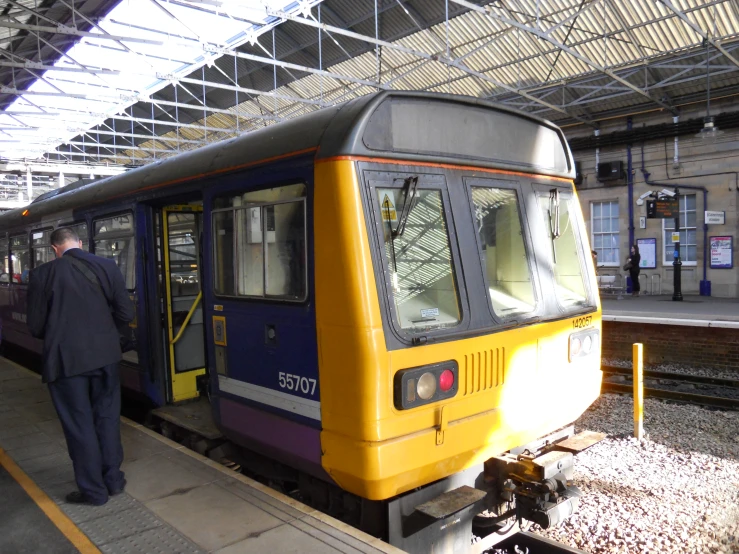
[278,372,317,395]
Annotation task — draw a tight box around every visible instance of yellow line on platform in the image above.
[0,448,101,554]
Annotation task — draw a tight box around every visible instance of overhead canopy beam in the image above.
[267,7,595,126]
[0,162,126,175]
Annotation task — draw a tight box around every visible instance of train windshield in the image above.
[375,182,461,333]
[471,186,536,318]
[538,191,589,309]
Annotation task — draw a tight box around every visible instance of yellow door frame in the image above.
[162,205,205,403]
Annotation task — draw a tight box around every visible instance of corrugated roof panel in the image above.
[4,0,738,166]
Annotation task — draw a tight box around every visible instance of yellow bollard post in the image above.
[633,343,644,440]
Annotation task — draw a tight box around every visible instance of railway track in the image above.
[488,531,588,553]
[601,364,739,410]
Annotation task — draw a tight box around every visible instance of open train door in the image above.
[162,205,206,402]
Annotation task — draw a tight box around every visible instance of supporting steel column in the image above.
[25,167,32,201]
[627,117,635,252]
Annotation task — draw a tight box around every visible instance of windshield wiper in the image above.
[384,176,419,292]
[393,176,419,238]
[548,188,560,263]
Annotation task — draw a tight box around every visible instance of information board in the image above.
[710,236,733,269]
[636,238,656,269]
[646,198,679,219]
[705,211,725,225]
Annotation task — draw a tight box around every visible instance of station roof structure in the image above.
[1,0,738,169]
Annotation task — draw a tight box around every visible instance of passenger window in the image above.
[93,214,135,290]
[10,234,30,283]
[69,222,90,251]
[471,186,536,318]
[213,183,307,301]
[0,237,9,283]
[538,191,588,309]
[375,184,461,332]
[32,228,54,267]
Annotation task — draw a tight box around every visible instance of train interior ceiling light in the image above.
[0,0,324,161]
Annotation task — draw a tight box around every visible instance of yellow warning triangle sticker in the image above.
[381,192,397,222]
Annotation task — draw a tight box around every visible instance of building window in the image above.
[662,194,697,265]
[591,201,620,266]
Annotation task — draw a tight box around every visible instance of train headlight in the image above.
[582,335,592,353]
[394,361,458,410]
[417,373,437,400]
[569,329,600,362]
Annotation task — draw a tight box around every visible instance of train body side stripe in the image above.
[218,375,321,421]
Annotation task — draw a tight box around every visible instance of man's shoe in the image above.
[66,491,107,506]
[108,480,127,496]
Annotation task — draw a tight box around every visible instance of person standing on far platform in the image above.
[27,227,134,506]
[624,243,641,296]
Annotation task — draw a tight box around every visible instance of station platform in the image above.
[602,294,739,327]
[601,295,739,369]
[0,358,401,554]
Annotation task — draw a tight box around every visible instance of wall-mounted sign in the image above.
[705,211,725,225]
[639,216,646,229]
[646,198,679,219]
[636,238,656,269]
[710,236,733,269]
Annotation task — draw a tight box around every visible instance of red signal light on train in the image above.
[439,369,454,392]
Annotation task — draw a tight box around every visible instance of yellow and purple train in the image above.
[0,92,602,552]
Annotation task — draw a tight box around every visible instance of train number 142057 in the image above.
[572,316,593,329]
[278,372,317,396]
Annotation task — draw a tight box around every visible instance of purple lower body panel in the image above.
[218,396,331,482]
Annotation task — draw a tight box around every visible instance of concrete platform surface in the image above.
[601,294,739,325]
[0,461,80,554]
[0,357,402,554]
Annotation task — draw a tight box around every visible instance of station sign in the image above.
[705,211,725,225]
[646,198,679,219]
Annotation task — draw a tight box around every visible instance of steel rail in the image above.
[601,382,739,410]
[602,364,739,389]
[495,531,589,553]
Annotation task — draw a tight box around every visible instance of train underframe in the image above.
[151,408,603,554]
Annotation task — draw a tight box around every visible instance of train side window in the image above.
[93,214,135,290]
[10,234,30,284]
[213,183,307,301]
[470,186,536,318]
[68,222,90,251]
[32,228,54,267]
[0,237,9,283]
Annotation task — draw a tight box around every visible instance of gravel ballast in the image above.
[533,394,739,553]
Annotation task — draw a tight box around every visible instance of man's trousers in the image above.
[48,363,125,504]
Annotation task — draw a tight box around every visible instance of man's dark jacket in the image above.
[27,249,135,383]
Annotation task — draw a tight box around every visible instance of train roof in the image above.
[0,91,574,229]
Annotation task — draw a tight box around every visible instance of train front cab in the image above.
[311,98,602,550]
[313,160,602,549]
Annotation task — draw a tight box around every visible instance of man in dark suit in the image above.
[27,227,134,506]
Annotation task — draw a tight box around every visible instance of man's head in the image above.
[50,227,82,258]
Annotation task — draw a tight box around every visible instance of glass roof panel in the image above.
[1,0,324,160]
